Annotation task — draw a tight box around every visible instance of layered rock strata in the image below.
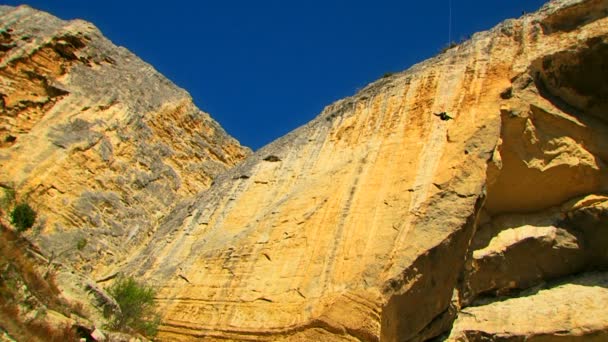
[0,5,249,276]
[116,0,606,340]
[448,272,608,341]
[1,0,607,341]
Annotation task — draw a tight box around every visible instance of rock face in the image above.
[448,272,608,341]
[1,0,607,341]
[0,5,249,276]
[116,0,605,340]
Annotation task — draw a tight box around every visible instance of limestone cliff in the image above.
[0,5,250,278]
[1,0,607,341]
[112,0,605,341]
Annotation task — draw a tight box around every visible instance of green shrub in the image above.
[106,276,159,337]
[76,238,87,250]
[10,203,36,232]
[0,187,15,211]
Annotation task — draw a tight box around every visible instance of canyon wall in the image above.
[0,5,249,278]
[121,0,607,340]
[0,0,607,341]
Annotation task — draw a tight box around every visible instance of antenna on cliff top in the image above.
[448,0,452,44]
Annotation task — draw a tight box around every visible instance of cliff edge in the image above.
[0,5,250,279]
[1,0,607,341]
[119,0,607,340]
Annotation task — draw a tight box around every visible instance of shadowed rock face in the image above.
[448,272,608,341]
[0,5,250,275]
[1,0,607,341]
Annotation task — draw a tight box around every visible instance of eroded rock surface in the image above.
[461,195,608,305]
[0,5,249,276]
[1,0,607,341]
[448,272,608,341]
[112,0,606,340]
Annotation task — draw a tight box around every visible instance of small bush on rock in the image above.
[10,203,36,232]
[76,238,87,250]
[0,187,15,212]
[107,276,160,337]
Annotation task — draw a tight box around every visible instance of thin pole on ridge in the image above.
[448,0,452,44]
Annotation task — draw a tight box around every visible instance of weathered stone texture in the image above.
[114,0,607,340]
[0,5,250,275]
[1,0,607,341]
[448,272,608,341]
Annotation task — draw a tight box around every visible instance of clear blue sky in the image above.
[5,1,547,150]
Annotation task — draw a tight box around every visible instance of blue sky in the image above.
[4,1,547,150]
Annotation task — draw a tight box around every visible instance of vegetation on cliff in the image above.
[10,202,36,232]
[106,276,160,337]
[0,224,78,341]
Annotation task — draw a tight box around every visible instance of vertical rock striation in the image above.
[1,0,607,341]
[118,0,607,340]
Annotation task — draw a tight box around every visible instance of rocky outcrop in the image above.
[0,221,91,341]
[448,272,608,341]
[461,195,608,303]
[1,0,607,341]
[108,0,606,340]
[0,5,249,276]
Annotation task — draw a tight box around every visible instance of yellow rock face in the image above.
[0,6,249,275]
[116,1,606,340]
[448,272,608,341]
[2,0,607,341]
